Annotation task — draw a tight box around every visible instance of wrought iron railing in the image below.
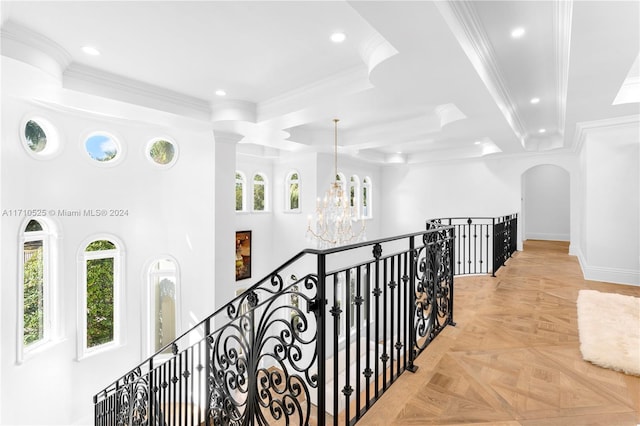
[428,214,518,276]
[94,225,455,425]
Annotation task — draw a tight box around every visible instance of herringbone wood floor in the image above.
[357,240,640,426]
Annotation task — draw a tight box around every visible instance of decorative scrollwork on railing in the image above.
[114,367,149,426]
[413,227,454,355]
[413,243,435,352]
[95,228,464,426]
[130,375,150,426]
[434,234,454,327]
[206,278,318,425]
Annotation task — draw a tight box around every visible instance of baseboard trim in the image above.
[525,233,570,241]
[576,249,640,286]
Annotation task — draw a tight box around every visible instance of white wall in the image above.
[214,133,241,311]
[578,123,640,285]
[380,154,580,252]
[522,164,570,241]
[1,58,217,424]
[273,152,318,266]
[381,158,521,235]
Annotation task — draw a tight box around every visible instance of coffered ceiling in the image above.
[1,1,638,163]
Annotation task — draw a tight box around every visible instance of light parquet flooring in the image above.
[357,240,640,426]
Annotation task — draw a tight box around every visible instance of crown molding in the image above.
[554,0,573,141]
[1,20,71,78]
[257,65,371,123]
[63,63,212,120]
[258,31,397,124]
[572,114,640,152]
[359,31,399,76]
[435,1,527,147]
[213,130,244,146]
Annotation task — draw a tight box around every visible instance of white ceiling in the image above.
[1,0,638,164]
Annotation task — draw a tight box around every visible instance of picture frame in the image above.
[235,230,252,281]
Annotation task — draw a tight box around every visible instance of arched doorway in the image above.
[521,165,570,243]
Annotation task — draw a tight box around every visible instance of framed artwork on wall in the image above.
[235,230,252,281]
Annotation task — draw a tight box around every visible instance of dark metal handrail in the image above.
[428,214,518,276]
[94,226,456,425]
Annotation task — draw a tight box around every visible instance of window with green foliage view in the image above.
[363,177,372,218]
[23,240,44,345]
[23,219,48,348]
[85,240,116,349]
[236,172,246,211]
[287,172,299,211]
[149,139,176,165]
[24,120,47,153]
[253,173,265,211]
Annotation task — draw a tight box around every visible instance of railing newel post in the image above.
[407,235,418,373]
[492,217,497,277]
[449,227,456,327]
[204,318,211,426]
[148,357,154,425]
[316,252,327,426]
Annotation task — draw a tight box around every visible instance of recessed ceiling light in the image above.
[82,46,100,56]
[538,128,546,134]
[331,32,346,43]
[511,27,526,39]
[530,97,540,104]
[215,90,226,97]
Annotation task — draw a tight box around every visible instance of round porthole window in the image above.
[25,120,47,152]
[20,116,60,159]
[84,132,121,164]
[146,138,178,168]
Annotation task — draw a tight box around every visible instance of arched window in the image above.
[253,173,267,212]
[80,237,122,357]
[349,175,361,219]
[362,176,372,219]
[148,258,179,354]
[285,171,300,211]
[235,171,247,212]
[20,219,55,358]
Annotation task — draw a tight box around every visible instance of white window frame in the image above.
[78,235,124,360]
[252,172,268,212]
[146,257,180,357]
[285,170,301,212]
[362,176,372,219]
[17,218,59,363]
[236,171,247,212]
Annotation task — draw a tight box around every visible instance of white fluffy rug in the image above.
[577,289,640,376]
